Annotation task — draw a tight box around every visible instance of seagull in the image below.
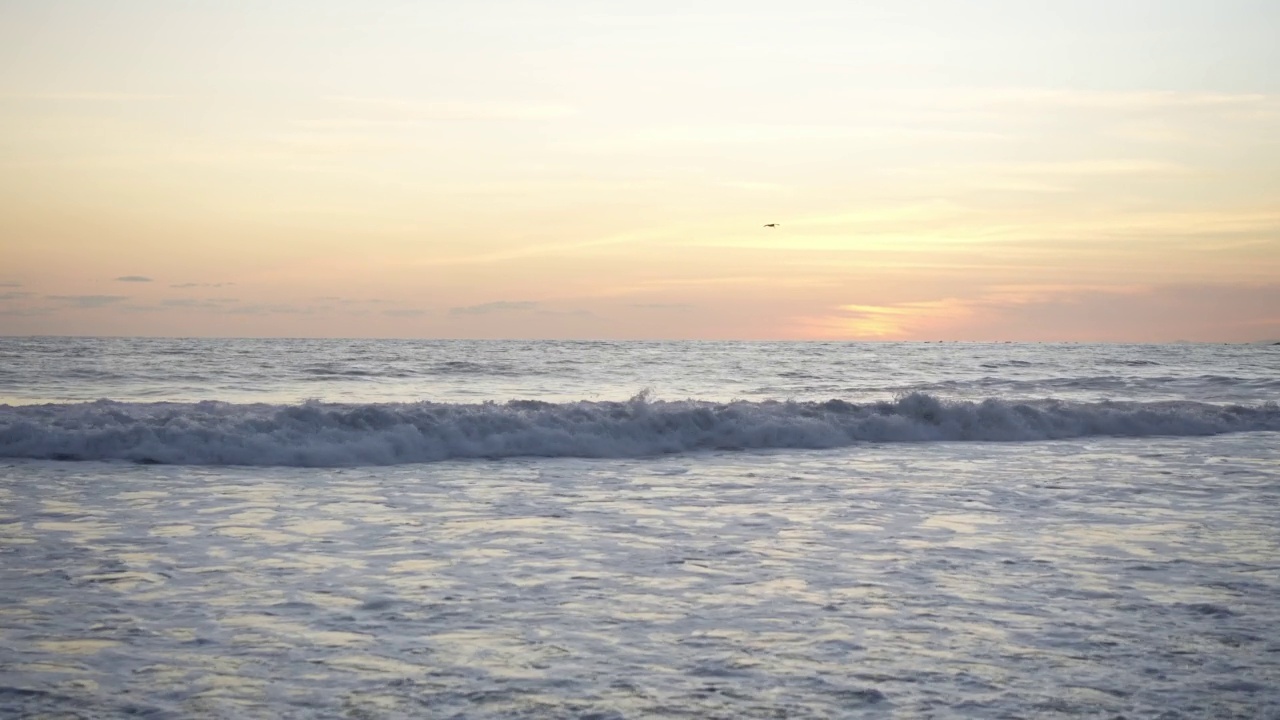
[763,223,779,228]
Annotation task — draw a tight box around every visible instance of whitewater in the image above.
[1,338,1277,718]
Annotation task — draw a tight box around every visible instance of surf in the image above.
[2,392,1276,467]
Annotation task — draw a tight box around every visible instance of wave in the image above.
[295,360,536,380]
[1,393,1276,467]
[1102,359,1162,366]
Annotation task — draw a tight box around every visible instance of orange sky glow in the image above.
[2,1,1278,341]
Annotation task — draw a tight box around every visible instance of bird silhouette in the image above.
[763,223,779,228]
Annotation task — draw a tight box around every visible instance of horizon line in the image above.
[0,334,1274,345]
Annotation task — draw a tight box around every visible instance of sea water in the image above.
[1,338,1277,718]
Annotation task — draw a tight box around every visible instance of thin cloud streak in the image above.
[0,92,184,102]
[323,96,576,121]
[45,295,130,308]
[944,87,1280,111]
[450,301,539,316]
[161,298,241,310]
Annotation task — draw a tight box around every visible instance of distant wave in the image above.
[1,393,1276,467]
[295,360,536,380]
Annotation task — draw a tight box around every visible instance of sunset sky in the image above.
[2,0,1277,341]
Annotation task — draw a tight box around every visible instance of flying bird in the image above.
[763,223,779,228]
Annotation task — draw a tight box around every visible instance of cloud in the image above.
[224,303,313,316]
[718,181,790,192]
[384,309,427,317]
[537,309,597,319]
[0,92,183,102]
[951,88,1279,112]
[996,160,1192,177]
[114,275,153,283]
[627,301,691,310]
[579,124,1005,153]
[0,282,21,288]
[716,205,1280,256]
[324,96,575,121]
[314,297,386,305]
[45,295,129,308]
[449,301,539,316]
[967,283,1280,342]
[0,306,51,317]
[161,298,241,310]
[869,88,1279,119]
[0,290,41,316]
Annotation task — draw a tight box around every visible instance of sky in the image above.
[1,0,1278,341]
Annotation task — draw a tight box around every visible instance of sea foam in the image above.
[1,393,1276,467]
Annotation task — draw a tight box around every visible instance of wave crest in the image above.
[1,393,1276,467]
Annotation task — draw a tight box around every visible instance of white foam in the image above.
[0,393,1276,467]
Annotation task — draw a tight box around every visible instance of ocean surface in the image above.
[1,338,1277,718]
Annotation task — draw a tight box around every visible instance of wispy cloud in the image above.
[632,302,694,310]
[0,290,41,317]
[948,88,1279,111]
[0,92,183,102]
[161,298,240,310]
[45,295,130,308]
[290,118,423,131]
[717,181,790,192]
[384,309,427,317]
[450,301,539,316]
[537,309,597,319]
[115,275,153,283]
[314,297,386,305]
[224,303,314,316]
[0,306,50,317]
[997,160,1192,177]
[708,206,1280,255]
[0,282,22,288]
[574,124,1004,152]
[324,96,575,121]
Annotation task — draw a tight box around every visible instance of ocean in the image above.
[1,338,1277,718]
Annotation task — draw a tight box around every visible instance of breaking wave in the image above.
[1,393,1276,467]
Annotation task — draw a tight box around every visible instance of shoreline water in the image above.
[3,435,1278,718]
[2,338,1276,717]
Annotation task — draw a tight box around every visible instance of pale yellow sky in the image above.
[2,1,1278,340]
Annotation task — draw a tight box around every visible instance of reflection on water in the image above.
[1,434,1278,718]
